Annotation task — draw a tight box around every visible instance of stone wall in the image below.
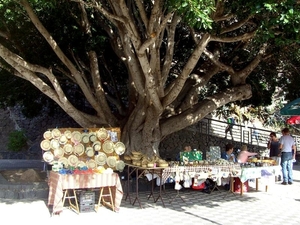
[0,108,263,160]
[0,107,78,159]
[159,125,262,160]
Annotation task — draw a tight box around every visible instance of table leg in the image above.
[132,167,142,208]
[147,169,156,202]
[256,178,259,191]
[124,166,132,204]
[169,189,185,203]
[240,181,244,196]
[154,169,166,207]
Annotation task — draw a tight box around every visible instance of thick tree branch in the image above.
[19,0,110,123]
[161,84,252,137]
[162,33,211,107]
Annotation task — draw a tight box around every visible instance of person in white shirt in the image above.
[279,128,295,185]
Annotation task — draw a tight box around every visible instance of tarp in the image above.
[280,98,300,115]
[287,116,300,124]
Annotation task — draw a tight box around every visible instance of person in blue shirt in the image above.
[221,143,237,162]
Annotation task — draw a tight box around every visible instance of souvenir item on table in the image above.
[86,159,97,169]
[116,160,125,172]
[63,143,73,155]
[74,143,84,156]
[71,131,82,144]
[40,139,51,151]
[89,132,97,142]
[50,139,60,150]
[102,140,114,154]
[95,152,107,166]
[43,151,54,163]
[183,173,192,188]
[158,159,169,167]
[174,171,182,190]
[51,128,61,139]
[64,130,72,139]
[109,131,118,142]
[76,161,86,168]
[81,133,90,144]
[206,146,221,160]
[43,130,52,140]
[58,157,69,167]
[180,151,203,162]
[96,128,109,141]
[114,142,126,155]
[58,135,68,145]
[68,155,79,166]
[85,147,94,157]
[54,147,64,158]
[52,161,63,172]
[92,141,101,151]
[106,156,117,168]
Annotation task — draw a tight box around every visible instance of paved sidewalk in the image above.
[1,165,300,225]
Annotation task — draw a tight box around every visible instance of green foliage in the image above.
[7,130,28,152]
[167,0,215,29]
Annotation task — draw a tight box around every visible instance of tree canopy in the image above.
[0,0,300,156]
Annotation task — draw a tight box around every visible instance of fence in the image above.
[198,118,300,153]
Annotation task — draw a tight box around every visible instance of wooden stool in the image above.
[62,189,80,214]
[96,186,114,212]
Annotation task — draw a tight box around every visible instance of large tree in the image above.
[0,0,299,156]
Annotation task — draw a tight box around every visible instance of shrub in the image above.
[7,130,27,152]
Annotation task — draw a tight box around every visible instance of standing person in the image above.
[221,143,237,162]
[225,115,235,140]
[267,132,281,165]
[237,145,258,163]
[279,128,296,185]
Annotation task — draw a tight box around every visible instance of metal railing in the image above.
[198,118,300,152]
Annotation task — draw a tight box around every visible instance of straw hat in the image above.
[40,140,51,151]
[58,157,68,167]
[106,156,117,168]
[86,159,97,169]
[76,161,86,168]
[81,133,90,144]
[43,131,52,140]
[96,128,109,141]
[63,143,73,155]
[116,160,125,172]
[85,146,94,157]
[68,155,79,166]
[64,130,72,139]
[73,143,84,156]
[89,132,97,142]
[71,131,82,143]
[95,152,107,166]
[54,147,64,158]
[50,139,60,150]
[114,142,126,155]
[51,128,61,139]
[92,141,101,151]
[43,151,54,163]
[58,135,68,145]
[102,140,114,154]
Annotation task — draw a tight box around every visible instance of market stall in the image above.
[48,171,123,213]
[232,165,281,195]
[41,127,126,214]
[124,160,241,208]
[125,164,167,208]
